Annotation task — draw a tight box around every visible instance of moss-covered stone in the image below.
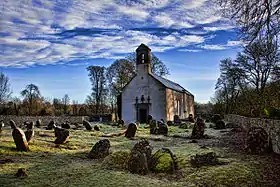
[102,150,130,170]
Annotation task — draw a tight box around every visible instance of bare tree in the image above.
[217,0,280,42]
[21,84,41,115]
[62,94,70,115]
[0,72,12,104]
[87,66,107,114]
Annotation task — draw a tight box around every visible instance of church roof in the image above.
[136,43,151,51]
[150,73,193,96]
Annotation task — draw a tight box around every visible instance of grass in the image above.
[0,123,279,187]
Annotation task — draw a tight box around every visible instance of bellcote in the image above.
[136,43,151,74]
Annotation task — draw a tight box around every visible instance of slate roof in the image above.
[149,73,193,96]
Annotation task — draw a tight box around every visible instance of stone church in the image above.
[121,44,194,123]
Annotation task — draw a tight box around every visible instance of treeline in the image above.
[0,52,168,117]
[211,0,280,118]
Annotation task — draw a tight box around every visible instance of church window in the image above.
[141,53,145,63]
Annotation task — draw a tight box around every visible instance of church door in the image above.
[139,109,147,123]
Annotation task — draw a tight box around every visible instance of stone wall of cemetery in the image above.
[0,115,89,126]
[225,114,280,154]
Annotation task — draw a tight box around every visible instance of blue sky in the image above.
[1,0,243,103]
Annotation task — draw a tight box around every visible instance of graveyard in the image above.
[1,120,280,187]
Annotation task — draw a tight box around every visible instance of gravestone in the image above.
[188,114,195,123]
[53,124,70,145]
[0,120,4,131]
[191,118,205,139]
[246,127,271,154]
[83,120,92,131]
[46,120,55,130]
[118,119,125,126]
[10,120,29,151]
[149,120,158,134]
[35,119,41,128]
[157,121,168,136]
[190,152,220,167]
[24,122,34,142]
[61,122,70,129]
[88,139,110,159]
[125,123,137,138]
[128,139,152,174]
[173,115,181,125]
[94,125,100,131]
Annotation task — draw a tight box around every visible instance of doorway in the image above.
[139,109,147,123]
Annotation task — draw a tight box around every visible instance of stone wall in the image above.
[0,115,89,126]
[225,114,280,154]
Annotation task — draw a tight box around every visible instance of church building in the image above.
[121,44,194,123]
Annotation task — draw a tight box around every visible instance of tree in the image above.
[218,0,280,42]
[126,52,170,76]
[87,66,107,114]
[0,72,12,104]
[20,84,41,115]
[215,58,245,114]
[62,94,70,115]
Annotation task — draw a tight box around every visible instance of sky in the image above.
[0,0,243,104]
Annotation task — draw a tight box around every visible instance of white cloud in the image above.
[0,0,236,68]
[178,49,202,52]
[200,44,227,50]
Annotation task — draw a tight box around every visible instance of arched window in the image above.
[141,53,145,63]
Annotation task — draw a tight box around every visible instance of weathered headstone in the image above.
[0,120,4,131]
[61,122,70,129]
[46,120,55,130]
[173,115,181,125]
[53,124,70,145]
[125,123,137,138]
[191,118,205,139]
[118,119,125,126]
[128,139,152,174]
[167,120,173,126]
[10,120,29,151]
[94,125,100,131]
[88,139,110,159]
[15,168,28,177]
[246,127,271,154]
[188,114,195,123]
[157,121,168,136]
[35,119,41,128]
[215,120,226,129]
[150,148,177,173]
[24,122,34,142]
[149,120,158,134]
[83,120,92,131]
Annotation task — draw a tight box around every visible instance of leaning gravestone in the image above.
[128,139,152,174]
[53,124,70,145]
[190,152,220,167]
[157,121,168,136]
[83,120,92,131]
[191,118,205,139]
[25,122,34,142]
[150,148,177,173]
[10,120,29,151]
[88,139,110,159]
[125,123,137,138]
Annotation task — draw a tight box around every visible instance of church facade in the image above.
[121,44,194,123]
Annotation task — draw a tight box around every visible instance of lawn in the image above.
[0,123,279,187]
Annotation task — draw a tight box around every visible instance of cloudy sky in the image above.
[1,0,242,103]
